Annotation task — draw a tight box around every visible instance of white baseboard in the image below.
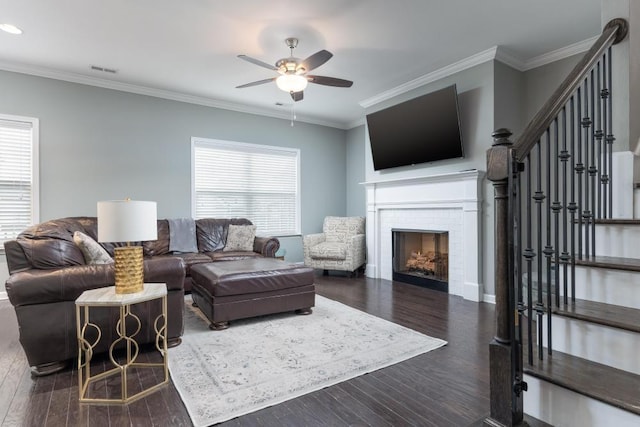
[463,281,483,302]
[483,294,496,304]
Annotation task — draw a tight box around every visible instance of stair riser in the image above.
[542,316,640,375]
[594,224,640,258]
[572,266,640,309]
[524,375,640,427]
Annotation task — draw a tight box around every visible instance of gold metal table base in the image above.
[75,283,169,404]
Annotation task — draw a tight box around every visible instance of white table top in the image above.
[75,283,167,306]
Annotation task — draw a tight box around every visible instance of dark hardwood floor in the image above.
[0,274,495,426]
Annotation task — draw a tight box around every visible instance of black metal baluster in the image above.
[524,155,534,365]
[544,129,554,355]
[552,119,562,311]
[606,47,615,215]
[534,141,545,360]
[514,160,525,376]
[590,69,597,255]
[568,97,578,303]
[601,54,609,219]
[576,87,584,261]
[595,61,603,219]
[560,107,571,305]
[583,77,592,258]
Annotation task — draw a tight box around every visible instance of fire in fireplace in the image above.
[392,229,449,292]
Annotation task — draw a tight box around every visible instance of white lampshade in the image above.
[276,74,308,93]
[97,200,158,242]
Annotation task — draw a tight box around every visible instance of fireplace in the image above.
[393,229,449,292]
[364,170,484,301]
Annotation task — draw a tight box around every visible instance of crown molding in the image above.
[521,35,598,71]
[494,47,526,71]
[0,60,348,129]
[360,34,599,111]
[359,46,499,109]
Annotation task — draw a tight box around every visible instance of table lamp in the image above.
[97,200,158,294]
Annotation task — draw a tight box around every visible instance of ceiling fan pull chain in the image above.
[291,103,296,127]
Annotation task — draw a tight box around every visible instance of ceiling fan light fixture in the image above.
[276,74,308,93]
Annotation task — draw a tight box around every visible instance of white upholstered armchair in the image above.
[303,216,366,276]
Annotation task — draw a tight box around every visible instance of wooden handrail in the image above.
[513,18,628,162]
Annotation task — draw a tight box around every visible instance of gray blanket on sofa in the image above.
[168,218,198,253]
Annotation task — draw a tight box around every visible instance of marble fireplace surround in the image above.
[364,170,484,302]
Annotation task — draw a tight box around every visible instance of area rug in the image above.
[168,295,447,426]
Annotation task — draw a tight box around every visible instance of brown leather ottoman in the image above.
[190,258,315,330]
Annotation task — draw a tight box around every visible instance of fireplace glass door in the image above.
[392,229,448,292]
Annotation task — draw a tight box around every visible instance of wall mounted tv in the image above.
[366,84,464,171]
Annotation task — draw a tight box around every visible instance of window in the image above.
[192,138,300,236]
[0,114,39,248]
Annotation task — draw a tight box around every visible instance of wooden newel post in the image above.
[484,128,524,427]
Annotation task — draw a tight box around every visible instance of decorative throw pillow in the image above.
[223,225,256,252]
[73,231,113,264]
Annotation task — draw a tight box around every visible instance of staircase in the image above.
[523,208,640,426]
[484,17,640,427]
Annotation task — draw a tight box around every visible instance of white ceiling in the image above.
[0,0,602,129]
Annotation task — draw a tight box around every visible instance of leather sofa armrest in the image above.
[143,256,186,292]
[3,240,31,274]
[6,257,185,307]
[254,236,280,257]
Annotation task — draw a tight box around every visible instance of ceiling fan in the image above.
[236,37,353,102]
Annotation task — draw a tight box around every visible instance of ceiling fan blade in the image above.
[236,77,276,89]
[290,91,304,102]
[300,50,333,72]
[307,75,353,88]
[237,54,278,71]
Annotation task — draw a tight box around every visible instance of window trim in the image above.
[0,114,39,252]
[190,137,301,236]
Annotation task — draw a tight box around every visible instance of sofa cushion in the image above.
[17,219,86,269]
[144,220,170,256]
[73,231,113,264]
[223,224,256,252]
[156,253,211,275]
[196,218,253,252]
[308,242,347,260]
[207,251,261,261]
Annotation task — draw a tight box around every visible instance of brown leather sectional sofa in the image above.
[4,216,280,375]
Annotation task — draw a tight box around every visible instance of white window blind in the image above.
[192,138,300,236]
[0,115,39,248]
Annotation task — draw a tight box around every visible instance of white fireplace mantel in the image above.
[363,170,485,301]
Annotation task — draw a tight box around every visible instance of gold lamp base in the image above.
[114,246,144,294]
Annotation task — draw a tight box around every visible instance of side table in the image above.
[75,283,169,404]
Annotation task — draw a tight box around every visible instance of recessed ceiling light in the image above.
[0,23,23,35]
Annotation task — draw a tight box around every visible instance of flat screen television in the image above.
[366,84,464,171]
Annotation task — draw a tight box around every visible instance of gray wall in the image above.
[346,125,366,217]
[494,61,526,138]
[0,70,348,284]
[522,53,582,124]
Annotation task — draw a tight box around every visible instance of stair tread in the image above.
[575,255,640,272]
[553,298,640,333]
[595,218,640,225]
[524,348,640,416]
